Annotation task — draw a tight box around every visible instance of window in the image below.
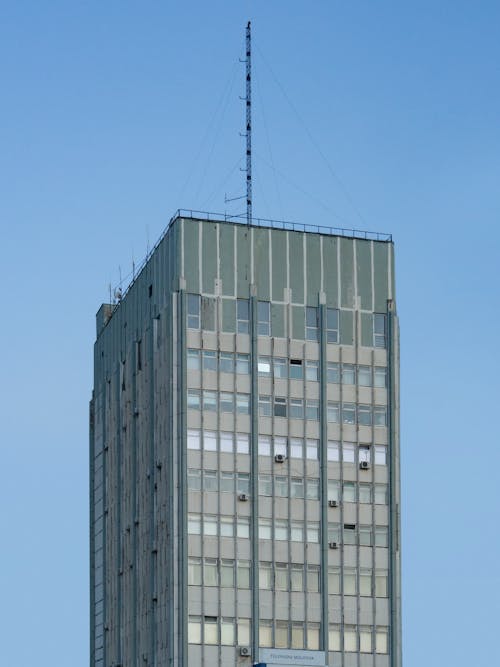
[360,569,372,596]
[290,399,304,419]
[275,476,288,497]
[290,438,303,458]
[275,519,288,541]
[358,365,371,386]
[375,484,388,504]
[374,313,387,348]
[203,430,217,451]
[358,404,372,426]
[328,480,340,502]
[343,524,356,545]
[307,622,320,650]
[306,478,319,500]
[375,366,387,387]
[200,297,216,331]
[258,356,271,376]
[360,627,372,653]
[305,360,319,381]
[202,349,217,371]
[187,389,200,410]
[237,299,249,334]
[375,570,388,597]
[307,522,320,543]
[203,390,217,412]
[204,616,218,644]
[258,436,271,457]
[259,620,272,647]
[343,442,355,463]
[305,439,318,460]
[328,566,340,594]
[219,351,234,373]
[259,395,271,417]
[259,519,272,540]
[276,621,288,648]
[188,557,202,585]
[375,445,387,465]
[327,441,339,462]
[220,431,233,453]
[329,624,341,651]
[344,625,357,652]
[187,468,201,491]
[290,521,304,542]
[220,516,234,537]
[236,353,250,374]
[342,364,355,384]
[291,564,304,591]
[291,477,304,499]
[359,445,371,463]
[326,307,339,343]
[204,558,218,586]
[259,474,272,496]
[236,432,249,454]
[376,627,388,654]
[291,622,304,649]
[220,471,234,493]
[359,483,372,504]
[187,429,201,450]
[204,515,217,536]
[328,523,340,542]
[270,563,286,592]
[188,616,201,644]
[203,470,218,492]
[274,437,287,457]
[274,357,287,378]
[305,307,319,341]
[342,403,356,424]
[187,348,200,370]
[289,358,303,380]
[374,406,387,426]
[306,400,319,421]
[188,513,201,535]
[359,525,372,546]
[237,560,250,589]
[258,301,271,336]
[259,562,272,589]
[343,482,356,503]
[327,362,340,383]
[238,618,250,645]
[236,473,250,495]
[274,396,287,418]
[327,402,340,423]
[187,294,200,329]
[220,618,235,645]
[236,393,250,414]
[237,517,250,538]
[375,526,389,547]
[220,392,234,413]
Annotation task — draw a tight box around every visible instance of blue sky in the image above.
[1,2,499,665]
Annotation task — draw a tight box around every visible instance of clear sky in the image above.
[1,2,499,665]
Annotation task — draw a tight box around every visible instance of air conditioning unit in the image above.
[360,461,370,470]
[328,499,338,508]
[239,493,249,502]
[328,541,338,549]
[274,454,285,463]
[239,646,251,657]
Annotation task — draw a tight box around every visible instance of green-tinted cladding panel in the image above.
[306,234,321,304]
[222,299,236,333]
[289,232,304,303]
[340,309,354,345]
[202,222,217,294]
[323,236,339,308]
[254,228,270,300]
[183,220,199,293]
[356,240,372,310]
[236,226,251,297]
[271,302,285,338]
[219,224,235,296]
[373,242,389,311]
[361,312,373,347]
[292,305,304,340]
[340,237,355,308]
[271,229,287,302]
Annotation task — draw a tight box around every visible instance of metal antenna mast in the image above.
[245,21,252,225]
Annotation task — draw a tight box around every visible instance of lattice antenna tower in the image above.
[245,21,252,225]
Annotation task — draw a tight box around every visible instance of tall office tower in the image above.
[90,211,401,667]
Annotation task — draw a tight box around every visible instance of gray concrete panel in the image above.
[306,234,321,304]
[271,229,287,302]
[202,222,218,294]
[340,237,355,308]
[373,242,389,312]
[219,223,235,296]
[184,219,200,293]
[289,232,304,303]
[356,240,373,310]
[322,236,339,308]
[254,227,270,299]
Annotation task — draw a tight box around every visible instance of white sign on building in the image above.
[258,648,326,666]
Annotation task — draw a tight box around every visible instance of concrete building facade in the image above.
[90,211,401,667]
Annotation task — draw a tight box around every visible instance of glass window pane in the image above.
[306,439,318,460]
[342,364,355,384]
[291,477,304,498]
[275,476,288,497]
[343,525,356,545]
[360,627,372,653]
[374,406,387,426]
[238,618,250,645]
[187,389,200,410]
[359,526,372,546]
[375,367,387,387]
[359,445,371,462]
[258,436,271,457]
[188,468,201,491]
[290,438,303,458]
[327,362,340,383]
[200,297,215,331]
[327,402,339,422]
[204,617,218,644]
[237,517,250,538]
[343,442,355,463]
[376,526,389,547]
[327,441,339,461]
[259,395,272,417]
[360,570,372,596]
[289,359,303,380]
[259,621,272,647]
[275,564,288,591]
[220,392,234,413]
[358,405,372,426]
[274,437,287,456]
[359,483,371,503]
[276,621,288,648]
[203,430,217,451]
[343,482,356,503]
[188,557,202,586]
[358,365,371,386]
[188,513,201,535]
[307,523,319,543]
[220,431,233,453]
[203,515,217,536]
[306,400,319,421]
[273,357,287,378]
[291,622,304,649]
[203,470,218,492]
[274,397,287,417]
[290,399,304,419]
[259,519,272,540]
[220,516,234,537]
[204,559,218,586]
[259,562,272,588]
[258,356,271,376]
[258,301,271,336]
[342,403,356,424]
[306,478,319,500]
[236,473,250,495]
[236,432,249,454]
[188,616,201,644]
[203,390,217,412]
[237,299,249,333]
[220,472,234,493]
[219,352,234,373]
[290,521,303,542]
[236,393,250,414]
[187,429,201,449]
[236,353,249,374]
[237,561,250,589]
[376,628,388,654]
[275,519,288,540]
[344,626,357,652]
[220,618,234,645]
[202,349,217,371]
[328,567,340,594]
[305,360,319,381]
[329,626,340,651]
[187,349,200,370]
[307,622,320,650]
[375,571,388,597]
[375,484,388,504]
[328,480,339,502]
[259,474,272,496]
[291,565,303,591]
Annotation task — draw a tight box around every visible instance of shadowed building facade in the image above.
[90,211,401,667]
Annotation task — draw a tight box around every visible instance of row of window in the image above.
[187,389,388,426]
[187,615,389,653]
[187,513,389,547]
[188,348,387,389]
[187,429,388,465]
[187,557,388,597]
[187,467,388,504]
[187,294,387,348]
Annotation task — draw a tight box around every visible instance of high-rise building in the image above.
[90,210,401,667]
